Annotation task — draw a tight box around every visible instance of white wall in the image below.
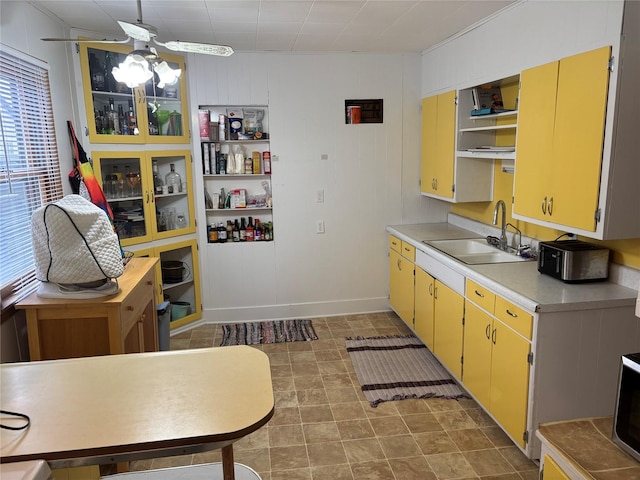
[189,52,448,322]
[421,0,625,95]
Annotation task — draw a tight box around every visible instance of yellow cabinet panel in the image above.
[401,241,416,262]
[495,296,533,340]
[465,279,495,314]
[490,320,531,448]
[414,268,435,350]
[462,302,492,407]
[421,90,456,199]
[389,249,415,327]
[389,234,401,253]
[513,61,558,220]
[421,95,438,195]
[433,281,464,379]
[543,455,571,480]
[552,46,610,230]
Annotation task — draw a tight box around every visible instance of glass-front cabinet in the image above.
[79,42,189,144]
[92,150,196,247]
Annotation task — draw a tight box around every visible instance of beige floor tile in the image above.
[402,412,444,434]
[463,448,516,476]
[414,431,459,455]
[433,409,479,430]
[349,460,396,479]
[270,468,311,480]
[269,406,301,426]
[269,424,305,447]
[297,388,329,406]
[306,441,349,467]
[448,428,495,451]
[235,427,269,450]
[310,464,354,480]
[378,434,422,459]
[325,386,360,404]
[322,373,354,388]
[426,452,478,480]
[331,402,368,421]
[336,419,376,440]
[370,415,410,436]
[270,445,310,470]
[387,457,436,480]
[499,446,538,472]
[235,447,271,473]
[294,376,325,390]
[342,438,385,463]
[303,422,341,443]
[300,404,334,423]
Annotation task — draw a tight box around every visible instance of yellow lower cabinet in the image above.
[414,267,435,350]
[462,302,492,407]
[490,318,531,448]
[389,248,415,327]
[543,454,571,480]
[433,281,464,379]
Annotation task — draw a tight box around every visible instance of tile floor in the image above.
[129,312,539,480]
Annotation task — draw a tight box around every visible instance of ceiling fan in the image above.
[42,0,233,57]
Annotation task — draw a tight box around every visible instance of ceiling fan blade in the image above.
[42,37,131,44]
[117,20,153,42]
[153,39,234,57]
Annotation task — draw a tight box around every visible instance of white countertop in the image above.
[388,223,638,313]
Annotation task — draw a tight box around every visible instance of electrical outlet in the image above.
[316,220,325,234]
[316,189,324,203]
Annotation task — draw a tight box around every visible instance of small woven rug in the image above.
[346,335,468,407]
[219,319,318,346]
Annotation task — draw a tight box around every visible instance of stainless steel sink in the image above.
[424,238,532,265]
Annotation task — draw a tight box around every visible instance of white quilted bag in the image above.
[31,194,124,285]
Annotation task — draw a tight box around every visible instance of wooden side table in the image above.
[17,257,159,360]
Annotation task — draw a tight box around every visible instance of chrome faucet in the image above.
[493,200,508,251]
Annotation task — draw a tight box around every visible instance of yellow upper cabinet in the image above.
[421,90,456,199]
[79,42,190,144]
[514,46,610,232]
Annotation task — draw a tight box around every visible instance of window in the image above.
[0,46,63,310]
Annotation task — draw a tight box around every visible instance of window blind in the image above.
[0,47,63,309]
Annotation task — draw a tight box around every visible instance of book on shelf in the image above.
[471,86,504,110]
[471,107,515,116]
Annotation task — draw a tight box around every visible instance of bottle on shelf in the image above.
[118,104,129,135]
[226,221,233,242]
[152,160,164,194]
[89,53,105,91]
[107,97,119,135]
[254,219,262,241]
[104,51,116,93]
[219,188,225,209]
[246,217,255,242]
[217,222,227,243]
[127,100,138,135]
[208,224,218,243]
[232,219,240,242]
[165,163,182,193]
[240,217,247,241]
[263,151,272,174]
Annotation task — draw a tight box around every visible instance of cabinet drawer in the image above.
[120,271,155,336]
[465,279,495,314]
[388,235,401,253]
[495,296,533,340]
[401,241,416,262]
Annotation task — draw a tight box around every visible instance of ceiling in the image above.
[29,0,516,54]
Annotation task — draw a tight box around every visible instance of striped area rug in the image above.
[346,335,468,407]
[219,319,318,346]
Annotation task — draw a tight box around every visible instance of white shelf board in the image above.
[456,150,516,160]
[460,124,517,132]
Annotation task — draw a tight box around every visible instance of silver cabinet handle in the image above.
[548,196,553,216]
[397,259,402,271]
[428,283,433,296]
[485,324,491,339]
[434,286,438,300]
[475,290,484,298]
[541,196,547,215]
[492,328,497,345]
[506,309,518,318]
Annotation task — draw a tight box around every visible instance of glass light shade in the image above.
[154,61,181,88]
[112,54,153,88]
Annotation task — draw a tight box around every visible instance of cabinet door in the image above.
[490,320,531,448]
[93,151,152,246]
[433,281,464,379]
[421,95,438,195]
[389,249,414,327]
[551,46,610,230]
[462,303,492,407]
[513,60,558,220]
[543,455,571,480]
[434,90,457,199]
[80,43,190,144]
[414,267,435,349]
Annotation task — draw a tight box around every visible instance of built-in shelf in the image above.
[460,124,517,132]
[456,150,516,160]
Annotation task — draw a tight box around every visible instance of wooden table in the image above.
[16,257,159,360]
[0,347,274,480]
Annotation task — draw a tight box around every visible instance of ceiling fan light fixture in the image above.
[154,61,181,88]
[112,54,153,88]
